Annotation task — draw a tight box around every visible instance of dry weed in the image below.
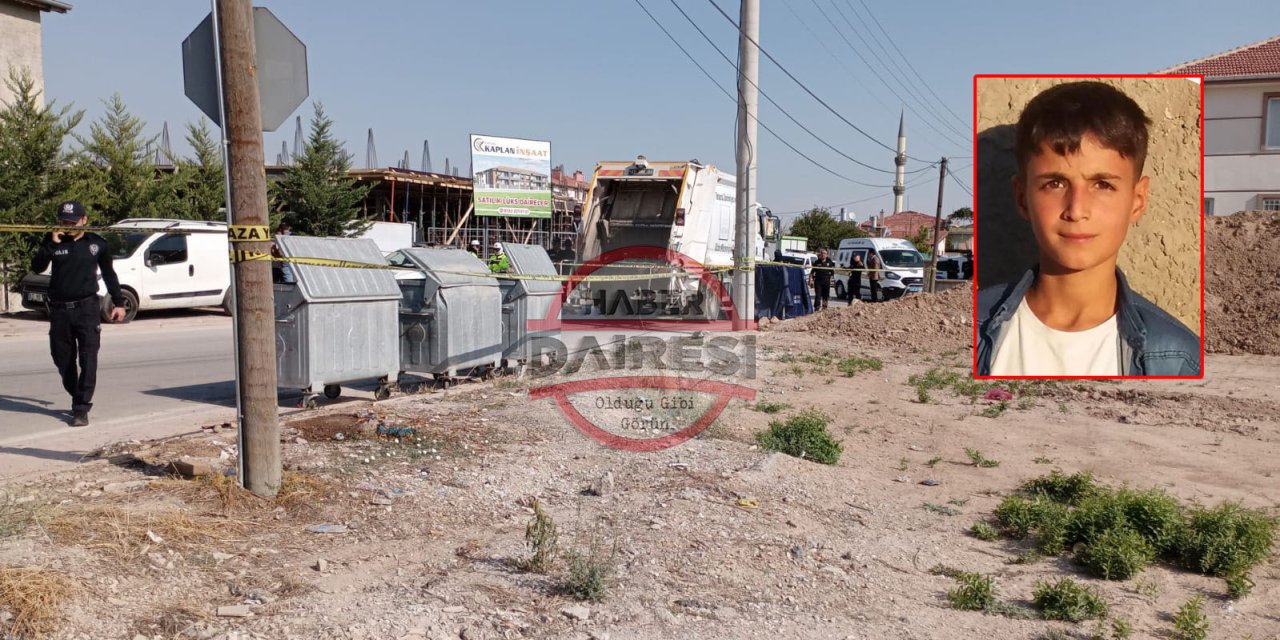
[46,505,244,560]
[0,567,74,638]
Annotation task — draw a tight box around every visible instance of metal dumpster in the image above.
[273,236,400,407]
[395,248,503,383]
[495,243,562,371]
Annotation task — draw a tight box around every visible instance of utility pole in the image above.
[927,157,948,293]
[732,0,759,330]
[216,0,279,497]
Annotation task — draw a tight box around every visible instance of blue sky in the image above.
[39,1,1280,225]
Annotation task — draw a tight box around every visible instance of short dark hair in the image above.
[1015,81,1151,176]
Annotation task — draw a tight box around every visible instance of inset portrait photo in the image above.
[973,75,1204,379]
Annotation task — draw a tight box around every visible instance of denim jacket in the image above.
[975,268,1201,376]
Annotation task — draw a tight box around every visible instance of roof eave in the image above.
[1201,73,1280,83]
[12,0,73,13]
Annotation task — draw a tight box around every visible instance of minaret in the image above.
[893,111,906,213]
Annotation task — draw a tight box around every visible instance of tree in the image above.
[948,207,973,221]
[787,207,867,251]
[907,224,931,255]
[73,93,178,223]
[0,68,83,283]
[174,119,225,221]
[270,103,370,237]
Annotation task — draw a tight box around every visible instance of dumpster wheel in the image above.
[323,385,341,399]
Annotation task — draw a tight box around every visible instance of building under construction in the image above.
[344,164,586,252]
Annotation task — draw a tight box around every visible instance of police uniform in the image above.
[30,201,125,426]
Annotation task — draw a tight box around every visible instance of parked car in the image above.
[832,237,927,301]
[19,218,231,323]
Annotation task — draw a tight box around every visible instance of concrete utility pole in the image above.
[732,0,759,331]
[216,0,280,497]
[927,157,948,293]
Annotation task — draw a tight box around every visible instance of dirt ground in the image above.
[2,283,1278,640]
[1205,211,1280,356]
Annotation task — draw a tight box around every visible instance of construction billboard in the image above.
[470,134,553,218]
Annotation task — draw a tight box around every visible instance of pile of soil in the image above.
[776,286,973,353]
[1206,211,1280,355]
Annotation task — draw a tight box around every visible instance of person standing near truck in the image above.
[30,201,126,426]
[809,248,835,310]
[867,251,884,302]
[847,253,866,301]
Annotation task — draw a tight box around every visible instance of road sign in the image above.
[182,6,308,132]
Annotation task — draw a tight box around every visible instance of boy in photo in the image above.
[976,81,1200,377]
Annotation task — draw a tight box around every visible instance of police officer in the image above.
[30,201,126,426]
[809,248,835,311]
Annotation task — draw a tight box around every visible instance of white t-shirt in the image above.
[990,299,1120,376]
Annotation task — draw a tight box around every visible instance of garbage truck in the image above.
[571,156,780,320]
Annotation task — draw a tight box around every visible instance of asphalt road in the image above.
[0,311,238,441]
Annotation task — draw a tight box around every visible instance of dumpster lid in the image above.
[275,236,401,301]
[400,248,499,288]
[500,243,562,294]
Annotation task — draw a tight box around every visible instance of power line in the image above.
[831,0,970,140]
[666,0,931,177]
[802,0,970,152]
[778,1,957,161]
[776,166,942,216]
[631,0,892,188]
[855,0,970,132]
[947,164,973,197]
[704,0,908,157]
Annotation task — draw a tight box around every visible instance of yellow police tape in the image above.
[232,250,735,283]
[228,225,271,242]
[0,223,230,236]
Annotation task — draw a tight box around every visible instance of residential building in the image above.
[1161,35,1280,214]
[473,165,550,191]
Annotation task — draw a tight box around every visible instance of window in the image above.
[1267,95,1280,149]
[1262,197,1280,212]
[147,234,188,265]
[1204,198,1214,216]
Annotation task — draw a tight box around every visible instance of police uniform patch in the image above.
[89,244,99,256]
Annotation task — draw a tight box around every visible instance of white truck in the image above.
[19,219,231,322]
[832,236,927,301]
[573,156,780,318]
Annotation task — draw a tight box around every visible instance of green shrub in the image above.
[965,448,1000,468]
[1178,502,1276,578]
[838,355,882,377]
[518,500,559,573]
[750,400,791,414]
[1035,503,1073,556]
[756,410,842,465]
[1033,578,1108,622]
[1079,527,1155,580]
[1022,470,1101,506]
[970,521,1000,541]
[946,572,995,611]
[1109,618,1134,640]
[564,549,613,602]
[1119,488,1186,556]
[1171,595,1208,640]
[994,495,1066,540]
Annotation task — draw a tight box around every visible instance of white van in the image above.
[20,218,231,322]
[832,237,926,301]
